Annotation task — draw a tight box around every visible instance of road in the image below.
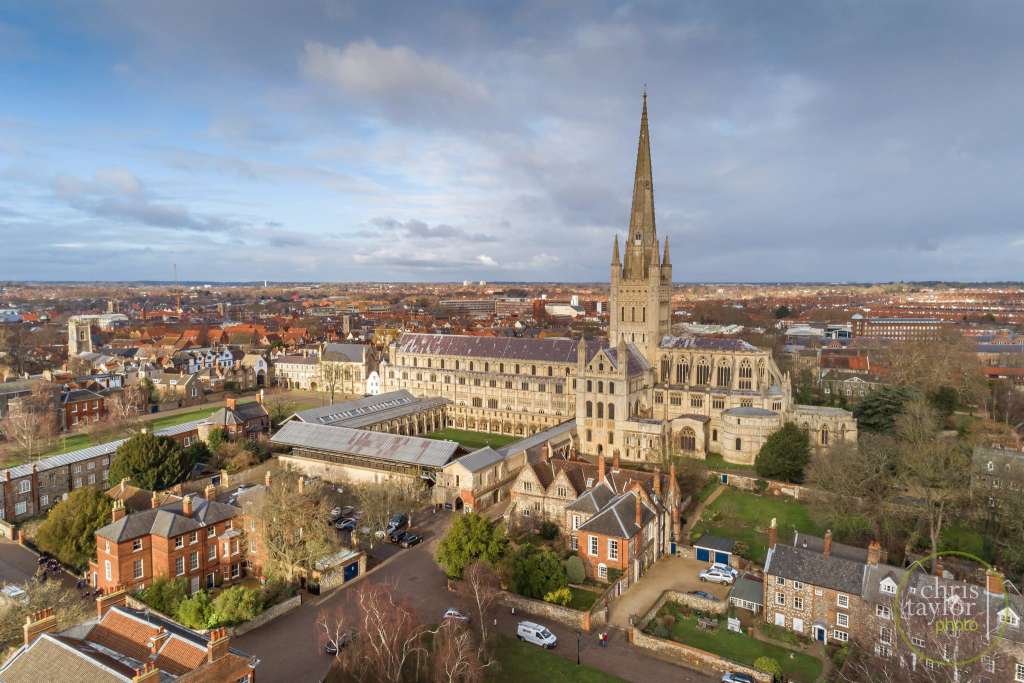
[235,511,714,683]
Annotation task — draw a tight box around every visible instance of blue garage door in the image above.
[343,562,359,582]
[695,547,710,562]
[714,551,730,565]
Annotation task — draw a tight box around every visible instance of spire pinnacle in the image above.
[662,235,670,266]
[623,89,657,279]
[612,234,621,265]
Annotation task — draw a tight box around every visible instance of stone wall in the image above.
[637,590,727,630]
[630,628,771,682]
[709,471,806,500]
[501,591,588,631]
[232,593,302,636]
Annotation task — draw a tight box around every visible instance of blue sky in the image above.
[2,1,1024,282]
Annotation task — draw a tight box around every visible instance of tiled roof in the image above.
[271,420,458,468]
[321,342,368,363]
[730,575,764,606]
[396,332,603,364]
[693,534,735,553]
[96,495,238,542]
[206,401,268,426]
[0,634,133,682]
[577,490,656,539]
[793,532,867,563]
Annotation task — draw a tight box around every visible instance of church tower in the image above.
[609,91,672,362]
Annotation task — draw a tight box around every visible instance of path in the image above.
[682,483,726,543]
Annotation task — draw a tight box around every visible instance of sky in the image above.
[2,1,1024,283]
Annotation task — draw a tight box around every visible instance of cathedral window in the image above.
[597,403,604,419]
[821,425,830,446]
[654,392,663,404]
[739,361,753,390]
[676,363,689,384]
[587,380,592,392]
[716,364,732,388]
[679,428,696,452]
[608,404,615,420]
[690,395,703,408]
[696,359,710,385]
[597,381,604,394]
[586,401,593,418]
[631,307,636,322]
[712,397,725,410]
[642,307,646,323]
[670,394,681,406]
[661,358,670,382]
[608,382,614,394]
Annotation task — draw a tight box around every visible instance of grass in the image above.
[568,586,600,611]
[696,475,721,503]
[940,522,993,563]
[648,605,822,683]
[492,635,626,683]
[691,487,824,564]
[704,452,758,474]
[424,428,517,450]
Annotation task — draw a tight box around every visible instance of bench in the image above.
[697,617,718,631]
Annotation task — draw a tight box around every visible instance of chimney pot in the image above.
[612,450,620,471]
[867,540,881,566]
[987,568,1005,595]
[597,454,606,485]
[204,483,216,501]
[182,495,193,517]
[225,397,236,411]
[150,491,160,509]
[768,517,778,548]
[823,529,833,558]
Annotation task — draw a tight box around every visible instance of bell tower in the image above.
[609,91,672,362]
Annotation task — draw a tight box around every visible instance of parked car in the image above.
[712,562,738,577]
[339,506,355,517]
[442,608,469,623]
[335,518,356,531]
[329,507,343,519]
[687,590,718,601]
[699,567,735,585]
[387,513,409,534]
[721,673,754,683]
[389,530,407,544]
[516,621,557,649]
[324,629,355,656]
[400,533,422,548]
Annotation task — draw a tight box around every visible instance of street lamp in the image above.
[576,629,581,665]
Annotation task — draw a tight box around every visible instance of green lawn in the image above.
[696,475,720,503]
[569,586,600,611]
[648,606,822,683]
[425,428,517,450]
[703,453,758,474]
[691,487,824,564]
[492,635,625,683]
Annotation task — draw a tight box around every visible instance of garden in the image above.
[424,428,517,450]
[492,634,625,682]
[134,576,297,630]
[691,487,824,564]
[644,600,823,682]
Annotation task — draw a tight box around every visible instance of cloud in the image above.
[369,217,496,242]
[476,254,497,267]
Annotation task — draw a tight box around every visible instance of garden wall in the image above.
[501,591,589,631]
[638,590,726,629]
[710,471,806,500]
[232,593,301,636]
[630,628,771,682]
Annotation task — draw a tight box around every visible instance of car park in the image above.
[399,533,422,548]
[386,513,409,534]
[389,530,407,544]
[516,621,557,649]
[699,567,735,585]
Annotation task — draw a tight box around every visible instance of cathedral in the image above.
[383,95,856,465]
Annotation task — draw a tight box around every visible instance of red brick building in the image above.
[202,396,270,441]
[61,388,106,431]
[90,490,247,594]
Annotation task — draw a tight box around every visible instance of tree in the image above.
[754,656,782,678]
[431,619,484,683]
[755,422,811,483]
[136,577,188,616]
[564,556,585,584]
[317,606,354,660]
[253,470,336,581]
[0,581,90,654]
[35,487,113,569]
[927,385,959,419]
[436,513,507,579]
[459,562,500,659]
[882,330,988,409]
[503,545,566,599]
[108,432,194,490]
[773,305,791,319]
[1,382,59,460]
[183,439,212,465]
[853,385,914,434]
[212,440,260,473]
[206,427,228,452]
[175,590,214,629]
[319,361,343,404]
[210,585,263,626]
[352,479,428,548]
[264,391,298,428]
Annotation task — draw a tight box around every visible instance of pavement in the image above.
[0,540,45,586]
[608,556,732,628]
[235,511,714,683]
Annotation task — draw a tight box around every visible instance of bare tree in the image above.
[459,561,500,660]
[882,330,988,409]
[263,390,298,428]
[335,582,429,683]
[1,382,59,460]
[319,361,343,404]
[351,479,429,549]
[251,470,337,582]
[316,606,354,659]
[431,620,483,683]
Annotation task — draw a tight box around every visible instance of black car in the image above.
[400,533,422,548]
[389,530,407,544]
[324,630,355,656]
[387,513,409,534]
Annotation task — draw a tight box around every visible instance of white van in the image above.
[516,621,557,649]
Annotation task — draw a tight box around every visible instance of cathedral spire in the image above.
[662,235,670,266]
[623,90,657,279]
[612,234,621,266]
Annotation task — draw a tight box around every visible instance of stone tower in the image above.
[609,92,672,361]
[68,318,93,356]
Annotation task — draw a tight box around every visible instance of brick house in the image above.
[574,483,661,583]
[0,586,257,681]
[202,396,270,441]
[90,491,246,594]
[61,388,106,431]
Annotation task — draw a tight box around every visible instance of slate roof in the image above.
[565,482,616,514]
[577,490,656,539]
[291,390,449,429]
[730,575,764,606]
[206,401,268,426]
[722,407,778,418]
[396,332,604,364]
[0,633,132,682]
[275,355,318,365]
[455,447,504,473]
[659,336,758,352]
[763,543,865,595]
[62,388,105,404]
[321,342,368,363]
[271,420,458,468]
[495,419,576,458]
[601,343,651,375]
[693,534,736,553]
[96,495,238,543]
[793,532,867,563]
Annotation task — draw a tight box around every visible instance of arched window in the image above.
[757,359,766,383]
[586,380,592,392]
[631,307,636,322]
[676,362,689,384]
[642,307,646,323]
[696,358,711,385]
[660,358,671,382]
[597,403,604,419]
[586,401,593,418]
[634,399,641,417]
[821,425,830,446]
[608,403,615,420]
[608,382,614,394]
[716,361,732,388]
[597,381,604,394]
[679,427,696,452]
[739,360,753,390]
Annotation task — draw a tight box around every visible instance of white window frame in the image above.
[832,629,848,643]
[589,536,598,557]
[598,563,608,580]
[104,560,112,582]
[876,604,891,619]
[133,559,144,579]
[775,592,785,606]
[1016,662,1024,682]
[175,536,184,549]
[608,539,619,561]
[837,593,849,609]
[18,480,30,494]
[209,544,217,561]
[837,612,849,628]
[14,501,27,516]
[175,557,185,576]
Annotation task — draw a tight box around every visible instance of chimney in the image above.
[653,467,662,496]
[986,568,1005,595]
[612,450,620,471]
[934,557,944,577]
[132,662,160,682]
[823,530,833,558]
[265,470,272,488]
[150,491,160,509]
[258,389,264,405]
[120,477,128,495]
[23,608,57,647]
[597,454,605,484]
[147,628,169,655]
[768,517,778,548]
[182,495,193,518]
[207,626,231,663]
[671,505,681,541]
[96,585,128,618]
[669,462,677,498]
[867,540,881,566]
[635,492,642,528]
[225,396,236,411]
[111,500,126,523]
[204,483,217,500]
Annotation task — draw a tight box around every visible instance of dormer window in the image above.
[880,578,898,595]
[585,478,594,488]
[999,607,1020,627]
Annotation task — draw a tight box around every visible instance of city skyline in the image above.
[3,2,1024,283]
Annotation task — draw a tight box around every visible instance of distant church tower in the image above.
[68,319,93,356]
[608,91,672,361]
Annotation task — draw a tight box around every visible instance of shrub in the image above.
[504,545,567,599]
[35,487,113,570]
[754,479,768,493]
[543,587,571,606]
[538,521,559,541]
[109,432,194,490]
[436,512,507,579]
[137,577,189,616]
[754,656,783,677]
[662,614,676,629]
[260,579,297,606]
[176,591,214,629]
[564,556,586,584]
[651,622,670,639]
[210,586,263,626]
